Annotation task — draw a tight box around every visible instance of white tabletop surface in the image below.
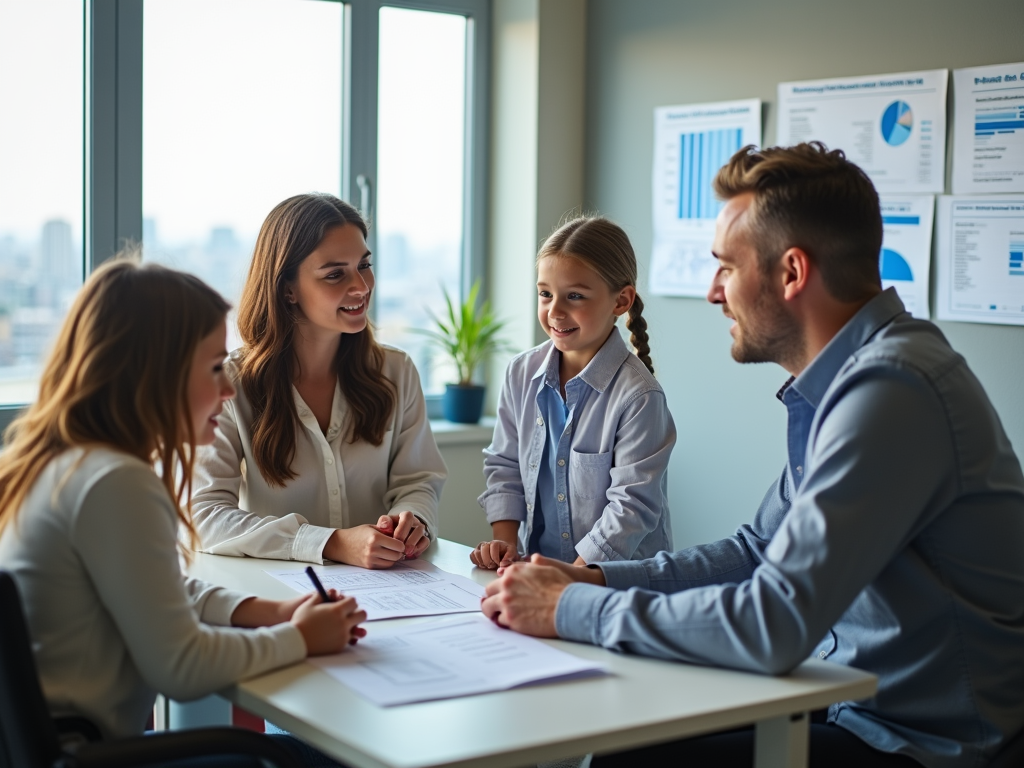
[190,540,876,768]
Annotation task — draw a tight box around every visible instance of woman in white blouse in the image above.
[192,193,447,567]
[0,260,364,746]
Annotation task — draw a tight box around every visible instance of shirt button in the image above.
[796,466,804,475]
[529,463,537,469]
[332,489,339,496]
[818,650,827,659]
[557,459,565,467]
[561,532,570,539]
[526,504,533,512]
[557,493,565,502]
[537,417,544,426]
[326,457,334,465]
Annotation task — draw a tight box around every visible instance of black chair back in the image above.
[0,571,62,768]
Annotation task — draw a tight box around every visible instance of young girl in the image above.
[191,194,446,568]
[472,216,676,569]
[0,260,364,744]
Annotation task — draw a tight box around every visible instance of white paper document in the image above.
[650,98,762,297]
[777,70,947,194]
[266,559,485,621]
[879,196,935,318]
[309,615,606,706]
[952,62,1024,194]
[936,195,1024,326]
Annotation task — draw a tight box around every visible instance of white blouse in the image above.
[0,447,306,739]
[192,345,447,563]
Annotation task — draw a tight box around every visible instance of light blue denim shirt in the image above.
[479,329,675,563]
[556,289,1024,768]
[531,382,574,561]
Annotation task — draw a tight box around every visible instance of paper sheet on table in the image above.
[777,70,947,194]
[309,615,606,706]
[265,559,484,621]
[952,62,1024,195]
[650,98,762,297]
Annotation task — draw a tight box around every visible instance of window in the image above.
[374,7,467,393]
[142,0,344,348]
[0,1,84,406]
[0,0,488,428]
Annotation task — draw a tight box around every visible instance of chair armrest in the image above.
[56,727,303,768]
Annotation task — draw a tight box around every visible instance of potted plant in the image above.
[417,280,509,424]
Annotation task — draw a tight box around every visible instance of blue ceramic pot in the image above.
[443,384,486,424]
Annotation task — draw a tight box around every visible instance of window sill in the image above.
[430,416,495,447]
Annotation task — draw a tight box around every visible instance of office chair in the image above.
[0,570,301,768]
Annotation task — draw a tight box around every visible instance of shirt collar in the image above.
[788,287,907,408]
[531,328,632,394]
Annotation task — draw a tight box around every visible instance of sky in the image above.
[0,0,467,251]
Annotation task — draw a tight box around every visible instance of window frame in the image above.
[0,0,489,431]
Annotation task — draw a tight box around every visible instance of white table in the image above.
[190,540,876,768]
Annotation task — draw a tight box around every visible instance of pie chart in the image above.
[880,248,913,281]
[881,101,913,146]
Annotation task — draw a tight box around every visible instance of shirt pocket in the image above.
[569,449,613,501]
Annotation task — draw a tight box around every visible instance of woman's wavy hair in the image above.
[537,215,656,375]
[0,258,230,548]
[237,193,395,487]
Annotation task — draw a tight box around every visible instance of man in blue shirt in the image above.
[481,142,1024,768]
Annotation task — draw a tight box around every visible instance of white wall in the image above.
[583,0,1024,548]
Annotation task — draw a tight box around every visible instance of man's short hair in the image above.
[713,142,883,303]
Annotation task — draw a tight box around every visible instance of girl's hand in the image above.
[470,539,521,570]
[323,525,406,569]
[381,511,430,559]
[291,589,367,655]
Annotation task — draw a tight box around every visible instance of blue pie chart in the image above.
[880,248,913,281]
[881,101,913,146]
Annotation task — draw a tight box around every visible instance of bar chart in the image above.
[677,127,743,220]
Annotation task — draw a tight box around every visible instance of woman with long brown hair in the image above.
[0,259,365,748]
[192,193,446,568]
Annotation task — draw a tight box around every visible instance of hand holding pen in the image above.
[291,567,367,652]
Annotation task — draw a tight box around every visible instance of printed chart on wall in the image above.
[879,196,934,318]
[936,196,1024,326]
[650,98,761,297]
[952,62,1024,194]
[777,70,947,194]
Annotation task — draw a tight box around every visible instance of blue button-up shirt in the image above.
[531,380,574,561]
[556,289,1024,768]
[480,329,676,563]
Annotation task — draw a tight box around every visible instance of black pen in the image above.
[305,566,333,603]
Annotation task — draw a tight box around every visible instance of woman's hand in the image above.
[379,511,430,559]
[323,525,406,568]
[291,589,367,655]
